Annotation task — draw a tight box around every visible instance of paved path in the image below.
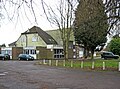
[0,61,120,89]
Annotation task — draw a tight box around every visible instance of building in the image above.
[8,26,74,59]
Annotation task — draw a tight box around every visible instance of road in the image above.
[0,60,120,89]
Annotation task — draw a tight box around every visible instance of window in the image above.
[1,50,12,55]
[32,36,38,42]
[54,49,64,59]
[30,50,36,54]
[21,36,26,42]
[24,49,36,54]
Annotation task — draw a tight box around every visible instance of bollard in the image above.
[103,62,105,70]
[49,60,52,66]
[63,60,65,66]
[92,61,95,69]
[56,60,58,66]
[71,60,73,67]
[81,61,83,68]
[43,59,46,64]
[119,62,120,71]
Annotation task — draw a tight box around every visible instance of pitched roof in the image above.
[8,41,16,47]
[46,29,75,45]
[22,26,58,45]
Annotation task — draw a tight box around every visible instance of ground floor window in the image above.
[54,49,64,59]
[23,49,36,54]
[1,50,12,55]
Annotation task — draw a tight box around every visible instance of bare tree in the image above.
[104,0,120,35]
[1,0,77,59]
[41,0,77,59]
[0,0,4,24]
[0,0,39,25]
[0,0,119,32]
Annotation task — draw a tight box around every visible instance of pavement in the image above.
[0,60,120,89]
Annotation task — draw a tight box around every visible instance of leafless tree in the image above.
[0,0,38,25]
[0,0,119,32]
[0,0,77,59]
[104,0,120,35]
[41,0,77,59]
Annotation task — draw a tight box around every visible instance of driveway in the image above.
[0,60,120,89]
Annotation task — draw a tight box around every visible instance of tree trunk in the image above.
[83,47,87,59]
[65,40,69,60]
[63,39,69,60]
[91,48,94,60]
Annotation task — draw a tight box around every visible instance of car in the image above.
[0,54,10,60]
[101,51,119,59]
[18,54,34,61]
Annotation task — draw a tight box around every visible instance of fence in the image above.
[39,59,120,71]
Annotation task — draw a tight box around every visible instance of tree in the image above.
[0,0,77,59]
[104,0,120,34]
[41,0,77,59]
[0,1,4,26]
[0,0,119,59]
[0,0,38,24]
[0,43,6,47]
[109,38,120,55]
[0,0,119,32]
[74,0,109,59]
[76,0,120,35]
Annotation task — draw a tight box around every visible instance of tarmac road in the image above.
[0,60,120,89]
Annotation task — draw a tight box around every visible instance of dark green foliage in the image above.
[109,38,120,55]
[74,0,109,59]
[0,44,6,47]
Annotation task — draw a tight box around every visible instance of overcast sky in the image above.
[0,0,59,46]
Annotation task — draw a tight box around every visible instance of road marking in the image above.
[0,73,6,76]
[0,72,8,76]
[3,72,8,74]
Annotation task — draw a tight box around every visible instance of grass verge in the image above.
[36,59,120,71]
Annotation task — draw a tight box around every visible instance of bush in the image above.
[109,38,120,55]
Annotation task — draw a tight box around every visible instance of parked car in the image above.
[101,51,119,59]
[18,54,34,61]
[0,54,10,60]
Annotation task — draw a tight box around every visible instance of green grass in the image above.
[38,59,120,71]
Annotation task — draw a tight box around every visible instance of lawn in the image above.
[38,58,120,71]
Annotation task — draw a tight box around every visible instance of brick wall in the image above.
[12,47,23,59]
[36,47,47,59]
[36,47,54,59]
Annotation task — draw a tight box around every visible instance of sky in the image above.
[0,0,59,46]
[0,0,117,46]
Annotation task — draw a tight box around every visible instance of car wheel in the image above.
[26,59,29,61]
[19,58,21,61]
[2,58,4,61]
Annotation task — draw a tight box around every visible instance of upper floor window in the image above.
[32,36,38,42]
[21,36,26,42]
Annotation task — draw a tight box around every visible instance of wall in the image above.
[47,49,54,59]
[16,34,47,47]
[68,48,74,59]
[12,47,23,59]
[27,34,46,47]
[36,47,47,59]
[36,46,54,59]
